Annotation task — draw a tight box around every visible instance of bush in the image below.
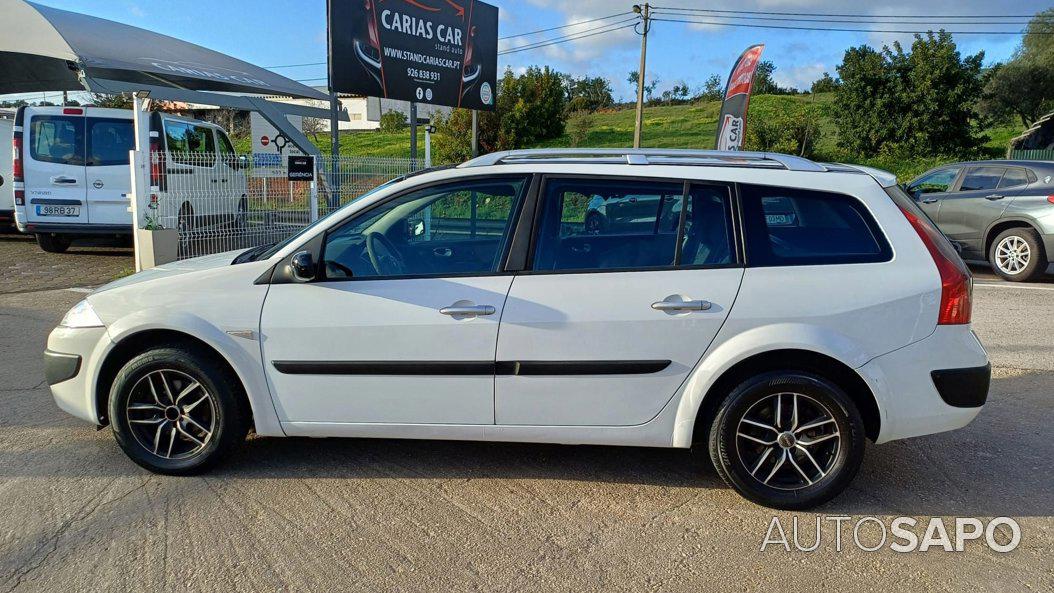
[379,110,408,133]
[567,111,594,147]
[744,103,823,158]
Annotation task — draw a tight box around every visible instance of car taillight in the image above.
[1047,195,1054,205]
[12,133,22,182]
[14,190,24,206]
[899,205,972,325]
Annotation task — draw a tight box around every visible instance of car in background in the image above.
[13,106,247,253]
[905,160,1054,281]
[0,110,13,228]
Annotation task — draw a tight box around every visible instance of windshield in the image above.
[235,178,406,263]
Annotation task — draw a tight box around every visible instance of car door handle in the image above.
[50,176,78,185]
[440,304,496,316]
[652,300,711,312]
[984,194,1004,200]
[433,247,453,257]
[920,197,939,204]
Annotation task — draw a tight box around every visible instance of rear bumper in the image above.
[21,223,132,236]
[859,325,989,444]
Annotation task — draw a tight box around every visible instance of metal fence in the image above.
[149,152,417,259]
[1009,149,1054,161]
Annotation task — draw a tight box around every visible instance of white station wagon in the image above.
[45,149,990,509]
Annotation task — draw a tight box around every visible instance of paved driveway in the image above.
[0,234,133,295]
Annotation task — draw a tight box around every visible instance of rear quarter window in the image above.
[29,115,85,166]
[740,184,892,266]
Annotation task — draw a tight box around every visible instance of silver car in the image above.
[905,160,1054,281]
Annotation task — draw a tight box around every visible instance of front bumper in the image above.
[859,325,989,444]
[46,325,113,425]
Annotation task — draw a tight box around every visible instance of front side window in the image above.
[741,184,891,266]
[959,166,1005,192]
[29,116,85,166]
[322,176,528,279]
[907,167,960,196]
[87,118,134,166]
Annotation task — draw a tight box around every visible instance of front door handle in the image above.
[433,247,453,257]
[984,194,1005,200]
[440,304,496,317]
[652,299,711,312]
[920,197,939,204]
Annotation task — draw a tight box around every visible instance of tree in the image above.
[566,76,614,112]
[301,100,328,141]
[698,74,723,102]
[90,93,133,109]
[627,70,659,101]
[979,10,1054,127]
[379,110,408,133]
[567,111,594,147]
[811,72,839,94]
[752,61,797,95]
[434,66,569,163]
[834,32,986,157]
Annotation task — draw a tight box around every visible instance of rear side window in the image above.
[998,167,1029,188]
[740,184,891,266]
[87,118,134,166]
[164,121,216,165]
[29,116,84,165]
[959,166,1004,191]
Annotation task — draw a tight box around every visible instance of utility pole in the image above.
[632,3,651,149]
[471,110,479,157]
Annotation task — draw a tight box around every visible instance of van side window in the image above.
[740,184,891,266]
[87,118,134,167]
[165,121,216,166]
[217,132,235,155]
[29,116,85,166]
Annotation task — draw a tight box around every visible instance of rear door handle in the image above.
[921,197,939,204]
[440,304,496,317]
[984,194,1004,200]
[50,176,77,185]
[652,300,711,312]
[433,247,453,257]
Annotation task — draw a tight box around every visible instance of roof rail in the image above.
[458,148,828,172]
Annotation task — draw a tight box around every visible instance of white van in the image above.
[0,111,13,228]
[13,106,247,252]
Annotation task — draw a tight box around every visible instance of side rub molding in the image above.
[272,360,672,376]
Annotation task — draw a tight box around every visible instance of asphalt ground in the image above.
[0,240,1051,592]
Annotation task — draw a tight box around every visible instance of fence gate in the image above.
[149,152,417,260]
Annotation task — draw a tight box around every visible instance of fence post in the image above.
[309,159,319,222]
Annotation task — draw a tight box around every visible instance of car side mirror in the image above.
[290,251,317,282]
[406,219,425,239]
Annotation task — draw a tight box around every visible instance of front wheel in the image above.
[989,227,1047,282]
[708,372,865,510]
[36,233,71,253]
[108,345,250,475]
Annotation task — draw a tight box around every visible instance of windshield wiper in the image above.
[232,242,276,264]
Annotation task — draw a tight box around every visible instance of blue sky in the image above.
[5,0,1050,104]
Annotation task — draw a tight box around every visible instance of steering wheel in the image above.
[365,232,406,276]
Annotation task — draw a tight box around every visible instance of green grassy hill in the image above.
[239,93,1022,182]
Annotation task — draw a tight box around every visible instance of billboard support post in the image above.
[329,91,340,199]
[409,102,418,169]
[471,110,479,157]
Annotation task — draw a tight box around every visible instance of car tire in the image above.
[989,227,1047,282]
[708,371,865,510]
[108,344,250,475]
[36,233,71,253]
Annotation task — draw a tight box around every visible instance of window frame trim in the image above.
[520,174,743,276]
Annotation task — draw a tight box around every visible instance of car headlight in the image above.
[60,300,104,328]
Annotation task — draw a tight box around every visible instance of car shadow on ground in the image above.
[4,371,1051,517]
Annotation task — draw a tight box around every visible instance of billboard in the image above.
[715,44,765,152]
[328,0,499,111]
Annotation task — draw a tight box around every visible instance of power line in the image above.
[499,11,633,40]
[652,8,1046,26]
[650,16,1040,35]
[499,19,639,55]
[650,6,1052,19]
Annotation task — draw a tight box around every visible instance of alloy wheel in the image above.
[995,236,1030,275]
[735,392,841,491]
[125,369,216,460]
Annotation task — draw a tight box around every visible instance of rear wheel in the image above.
[708,371,865,510]
[990,227,1047,282]
[108,344,250,475]
[36,233,71,253]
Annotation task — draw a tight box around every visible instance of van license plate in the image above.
[36,205,80,217]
